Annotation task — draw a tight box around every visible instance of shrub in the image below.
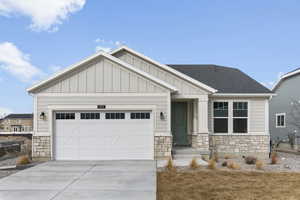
[212,151,219,163]
[165,157,176,171]
[256,160,264,170]
[189,158,200,169]
[16,155,30,165]
[207,159,216,170]
[227,161,241,170]
[243,156,257,165]
[222,161,228,167]
[201,155,209,161]
[271,152,278,165]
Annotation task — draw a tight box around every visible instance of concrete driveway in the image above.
[0,160,156,200]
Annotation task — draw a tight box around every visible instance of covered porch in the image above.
[171,95,210,153]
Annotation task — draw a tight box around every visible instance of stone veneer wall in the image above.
[154,135,172,159]
[191,134,209,152]
[210,135,270,158]
[32,136,51,161]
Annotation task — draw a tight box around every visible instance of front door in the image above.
[171,102,189,146]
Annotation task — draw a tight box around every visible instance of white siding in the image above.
[36,57,168,94]
[36,94,170,134]
[113,50,209,95]
[208,97,268,134]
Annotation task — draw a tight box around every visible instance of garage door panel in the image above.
[55,111,153,160]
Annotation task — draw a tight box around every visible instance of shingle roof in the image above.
[168,65,272,94]
[4,114,33,119]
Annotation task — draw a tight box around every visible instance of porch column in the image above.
[195,95,209,152]
[197,95,209,134]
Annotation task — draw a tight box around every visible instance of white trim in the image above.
[212,93,275,97]
[265,99,269,134]
[37,93,169,97]
[111,46,217,93]
[33,95,38,134]
[210,133,269,136]
[155,132,172,136]
[275,113,286,128]
[34,132,50,136]
[27,52,178,93]
[172,94,208,101]
[272,69,300,91]
[0,132,33,135]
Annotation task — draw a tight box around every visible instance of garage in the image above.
[54,111,154,160]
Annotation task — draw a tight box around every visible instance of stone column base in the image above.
[191,134,209,152]
[32,136,51,161]
[154,135,172,159]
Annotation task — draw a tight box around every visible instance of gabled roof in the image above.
[272,68,300,91]
[168,65,273,94]
[4,114,33,119]
[111,46,217,93]
[27,52,178,93]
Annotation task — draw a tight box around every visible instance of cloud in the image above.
[94,38,125,53]
[0,42,44,82]
[260,71,285,89]
[0,107,12,118]
[0,0,86,32]
[95,46,112,53]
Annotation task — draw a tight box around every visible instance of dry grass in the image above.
[16,155,30,165]
[271,152,279,165]
[157,170,300,200]
[227,161,241,170]
[189,158,200,170]
[165,157,176,171]
[256,160,264,170]
[207,159,216,170]
[201,155,209,161]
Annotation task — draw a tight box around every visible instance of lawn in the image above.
[157,169,300,200]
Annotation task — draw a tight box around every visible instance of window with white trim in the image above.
[130,112,150,119]
[105,112,125,119]
[233,102,248,133]
[56,113,75,120]
[213,102,228,133]
[276,113,285,128]
[80,113,100,120]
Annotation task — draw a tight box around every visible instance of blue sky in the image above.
[0,0,299,115]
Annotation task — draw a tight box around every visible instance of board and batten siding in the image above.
[208,97,268,134]
[36,95,170,134]
[35,57,168,94]
[113,50,209,95]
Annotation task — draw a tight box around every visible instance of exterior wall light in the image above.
[160,112,166,120]
[39,112,46,120]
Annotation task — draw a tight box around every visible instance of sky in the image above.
[0,0,299,116]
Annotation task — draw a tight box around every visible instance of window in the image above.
[56,113,75,120]
[233,102,248,133]
[213,102,228,133]
[276,113,285,128]
[105,112,125,119]
[130,112,150,119]
[80,113,100,120]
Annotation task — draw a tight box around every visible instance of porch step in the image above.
[172,147,209,159]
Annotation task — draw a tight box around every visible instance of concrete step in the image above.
[173,154,203,159]
[172,148,209,155]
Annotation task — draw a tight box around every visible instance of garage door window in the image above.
[130,112,150,119]
[105,112,125,119]
[81,113,100,120]
[56,113,75,120]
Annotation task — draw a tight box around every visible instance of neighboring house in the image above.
[0,114,33,133]
[27,46,273,161]
[270,68,300,144]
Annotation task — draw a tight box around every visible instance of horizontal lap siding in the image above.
[114,51,208,95]
[249,100,266,133]
[38,58,167,94]
[37,95,169,133]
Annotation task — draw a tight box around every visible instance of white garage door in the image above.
[54,111,154,160]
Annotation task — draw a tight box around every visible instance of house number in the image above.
[97,105,106,109]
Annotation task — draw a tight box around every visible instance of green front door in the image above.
[171,102,189,146]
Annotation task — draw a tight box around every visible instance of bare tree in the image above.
[288,99,300,149]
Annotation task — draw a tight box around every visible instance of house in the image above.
[27,46,273,161]
[0,114,33,133]
[270,68,300,146]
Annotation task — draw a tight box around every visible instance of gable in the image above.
[34,56,169,94]
[113,49,212,95]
